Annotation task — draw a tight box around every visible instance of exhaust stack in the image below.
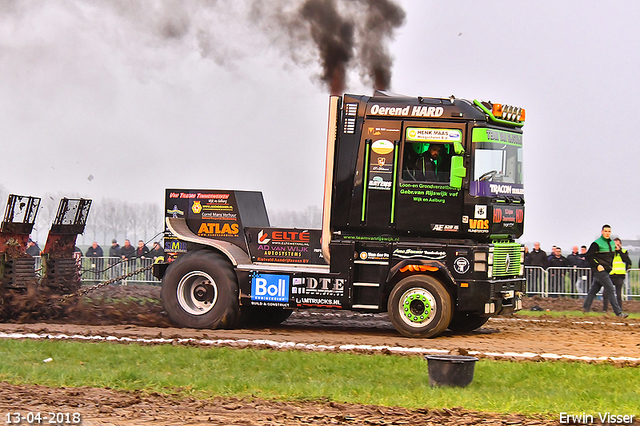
[321,95,341,264]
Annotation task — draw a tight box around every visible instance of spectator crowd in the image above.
[524,226,631,318]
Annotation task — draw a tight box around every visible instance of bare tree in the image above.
[140,202,163,244]
[269,205,322,228]
[34,194,63,245]
[102,198,128,244]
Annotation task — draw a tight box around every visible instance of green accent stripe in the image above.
[474,100,525,128]
[472,128,523,147]
[390,140,399,224]
[361,140,370,222]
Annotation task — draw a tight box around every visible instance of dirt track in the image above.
[0,382,560,426]
[1,286,639,425]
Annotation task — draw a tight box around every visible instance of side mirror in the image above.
[449,155,466,189]
[453,141,465,155]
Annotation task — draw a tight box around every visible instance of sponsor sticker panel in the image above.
[292,277,346,308]
[368,139,395,192]
[165,189,244,242]
[247,228,323,264]
[251,274,290,307]
[163,189,248,260]
[398,182,460,205]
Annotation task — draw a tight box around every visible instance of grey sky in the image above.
[2,1,639,253]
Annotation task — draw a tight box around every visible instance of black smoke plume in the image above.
[299,0,355,95]
[251,0,406,95]
[358,0,406,92]
[8,0,405,95]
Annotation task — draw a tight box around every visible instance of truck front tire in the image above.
[161,250,239,329]
[447,312,489,332]
[388,275,453,338]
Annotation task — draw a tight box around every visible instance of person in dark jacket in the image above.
[148,241,164,261]
[567,245,590,294]
[526,242,548,268]
[85,241,103,257]
[108,239,121,278]
[120,239,135,270]
[548,247,568,295]
[25,239,40,256]
[548,247,568,267]
[567,246,589,267]
[583,225,628,317]
[108,239,120,259]
[135,240,150,259]
[603,238,632,312]
[85,241,104,281]
[403,143,442,181]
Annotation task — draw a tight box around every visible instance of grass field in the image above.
[0,338,638,416]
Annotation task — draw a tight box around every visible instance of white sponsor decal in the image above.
[370,104,444,117]
[431,224,459,232]
[393,248,446,260]
[489,184,525,195]
[454,257,470,274]
[406,128,461,142]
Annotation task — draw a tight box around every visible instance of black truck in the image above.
[154,92,526,338]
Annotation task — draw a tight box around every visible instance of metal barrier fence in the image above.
[34,256,160,286]
[27,260,640,296]
[525,266,640,300]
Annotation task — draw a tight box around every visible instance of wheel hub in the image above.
[177,271,218,316]
[193,284,213,302]
[400,288,435,326]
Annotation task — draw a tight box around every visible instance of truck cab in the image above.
[155,92,526,338]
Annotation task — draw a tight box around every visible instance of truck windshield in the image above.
[470,128,523,197]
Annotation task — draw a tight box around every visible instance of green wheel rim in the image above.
[399,287,436,327]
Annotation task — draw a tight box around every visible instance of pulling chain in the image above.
[59,263,155,303]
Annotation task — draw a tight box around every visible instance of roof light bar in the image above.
[474,100,525,127]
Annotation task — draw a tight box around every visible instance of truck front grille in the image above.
[491,243,522,277]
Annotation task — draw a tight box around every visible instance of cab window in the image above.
[401,127,461,183]
[402,142,452,183]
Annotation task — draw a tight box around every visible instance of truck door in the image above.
[394,123,466,236]
[359,120,402,230]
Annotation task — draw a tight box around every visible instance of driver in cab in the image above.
[403,143,443,181]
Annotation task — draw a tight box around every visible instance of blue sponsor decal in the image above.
[251,274,290,303]
[164,240,187,252]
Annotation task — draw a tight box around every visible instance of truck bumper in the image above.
[456,277,526,315]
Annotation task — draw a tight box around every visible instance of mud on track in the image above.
[1,286,639,425]
[1,286,639,362]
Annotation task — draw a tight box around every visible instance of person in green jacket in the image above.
[583,225,628,318]
[603,238,631,312]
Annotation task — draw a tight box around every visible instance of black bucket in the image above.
[424,355,478,387]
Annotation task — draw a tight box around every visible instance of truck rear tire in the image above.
[388,275,453,338]
[447,312,489,332]
[161,250,239,329]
